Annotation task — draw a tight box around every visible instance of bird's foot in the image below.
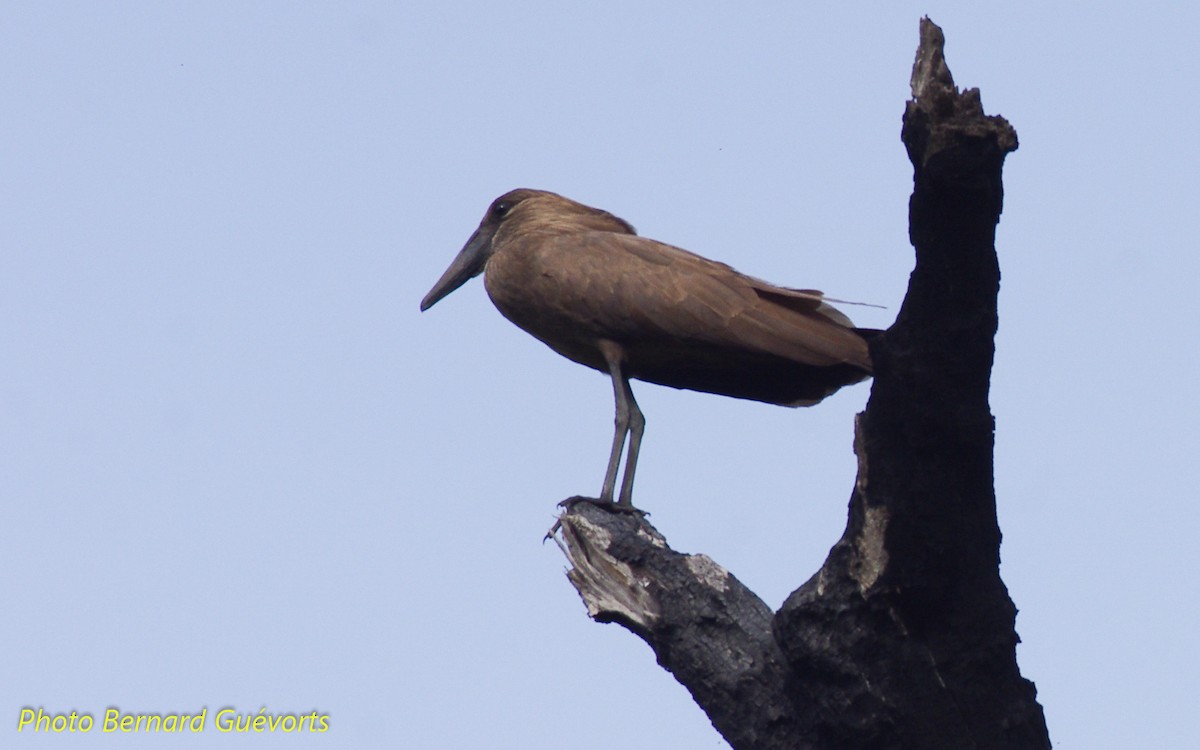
[543,496,649,542]
[558,495,649,517]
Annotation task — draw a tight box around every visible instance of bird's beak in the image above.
[420,227,491,311]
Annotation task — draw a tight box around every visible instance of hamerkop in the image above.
[421,189,875,507]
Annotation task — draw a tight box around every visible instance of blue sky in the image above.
[3,2,1198,747]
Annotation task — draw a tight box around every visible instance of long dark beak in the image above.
[420,227,490,311]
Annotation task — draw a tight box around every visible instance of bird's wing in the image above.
[750,285,856,328]
[563,233,870,369]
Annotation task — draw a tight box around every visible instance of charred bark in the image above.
[551,18,1049,750]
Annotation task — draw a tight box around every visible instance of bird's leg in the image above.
[544,342,646,539]
[599,359,630,504]
[616,380,644,507]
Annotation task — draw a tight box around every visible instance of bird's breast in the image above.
[481,240,613,372]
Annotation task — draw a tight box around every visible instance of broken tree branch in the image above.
[552,18,1046,750]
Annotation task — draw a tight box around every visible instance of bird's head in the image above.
[419,189,634,311]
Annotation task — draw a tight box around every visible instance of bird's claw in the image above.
[544,496,649,542]
[558,495,649,517]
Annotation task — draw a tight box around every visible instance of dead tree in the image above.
[551,19,1049,750]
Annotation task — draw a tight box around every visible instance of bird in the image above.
[420,189,876,508]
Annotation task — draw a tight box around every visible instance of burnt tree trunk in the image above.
[551,19,1049,750]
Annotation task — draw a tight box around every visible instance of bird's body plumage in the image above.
[420,188,875,505]
[480,190,871,406]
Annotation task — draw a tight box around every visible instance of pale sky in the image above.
[4,2,1198,748]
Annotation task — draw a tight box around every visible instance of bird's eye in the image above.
[492,200,512,218]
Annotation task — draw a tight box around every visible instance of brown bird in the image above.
[421,189,875,507]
